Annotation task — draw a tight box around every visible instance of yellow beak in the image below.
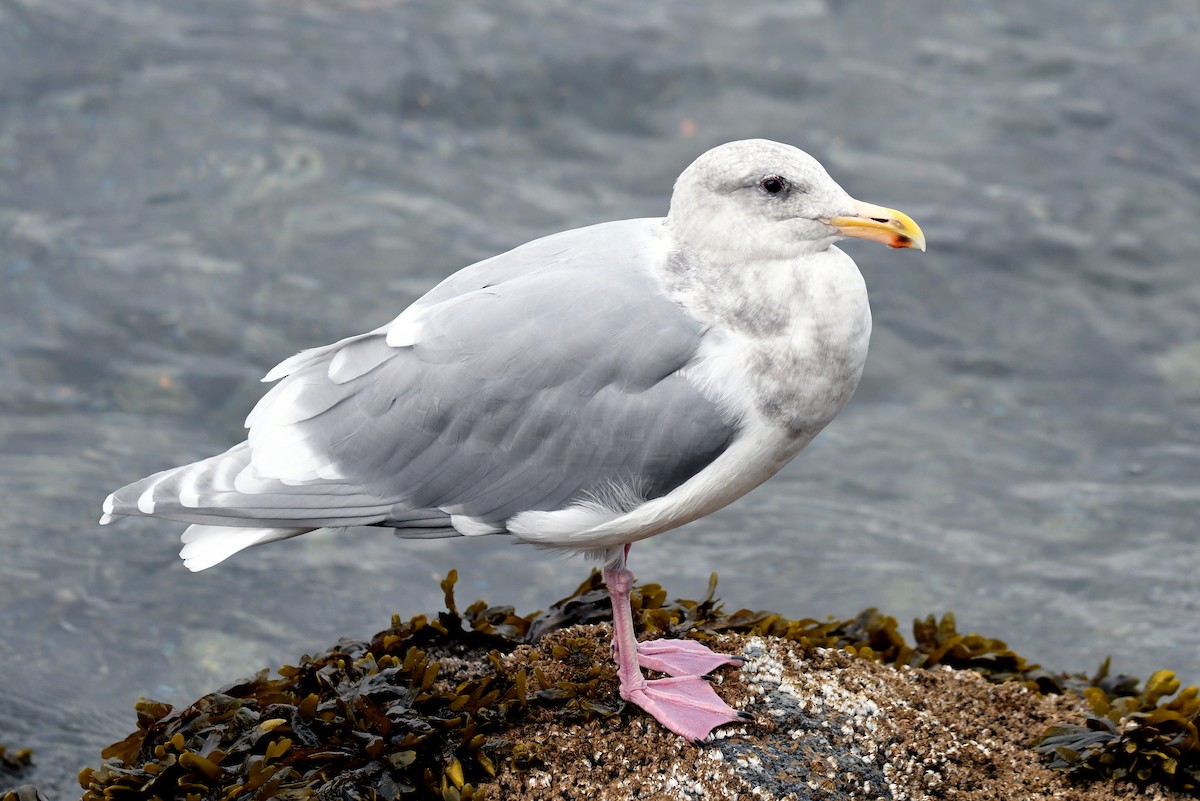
[828,200,926,252]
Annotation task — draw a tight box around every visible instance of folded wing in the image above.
[103,220,739,560]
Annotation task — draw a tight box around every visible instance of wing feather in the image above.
[104,219,739,539]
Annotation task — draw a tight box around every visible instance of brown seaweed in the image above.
[0,747,32,775]
[1036,658,1200,792]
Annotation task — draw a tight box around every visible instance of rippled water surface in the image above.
[3,1,1200,794]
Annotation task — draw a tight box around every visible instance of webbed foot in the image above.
[621,675,751,741]
[635,638,744,677]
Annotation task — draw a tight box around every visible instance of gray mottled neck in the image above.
[658,241,873,441]
[658,247,805,338]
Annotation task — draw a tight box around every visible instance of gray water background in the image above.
[2,0,1199,795]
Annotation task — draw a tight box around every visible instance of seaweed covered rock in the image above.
[1037,662,1200,791]
[0,746,40,801]
[0,748,32,774]
[71,571,1198,801]
[0,787,47,801]
[78,570,535,800]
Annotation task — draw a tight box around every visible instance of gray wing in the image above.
[106,219,738,533]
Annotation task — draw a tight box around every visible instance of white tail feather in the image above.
[179,524,310,572]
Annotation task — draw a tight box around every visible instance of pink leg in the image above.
[603,545,749,742]
[610,545,743,676]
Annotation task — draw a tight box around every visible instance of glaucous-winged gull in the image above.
[102,139,925,740]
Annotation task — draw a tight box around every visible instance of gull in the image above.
[101,139,925,741]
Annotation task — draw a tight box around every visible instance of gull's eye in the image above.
[759,175,790,196]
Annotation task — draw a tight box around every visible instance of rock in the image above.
[69,571,1198,800]
[498,629,1183,800]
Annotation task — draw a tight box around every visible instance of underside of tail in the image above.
[176,517,479,572]
[179,525,313,571]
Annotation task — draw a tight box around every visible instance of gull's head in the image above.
[668,138,925,260]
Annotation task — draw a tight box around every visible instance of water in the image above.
[3,0,1199,795]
